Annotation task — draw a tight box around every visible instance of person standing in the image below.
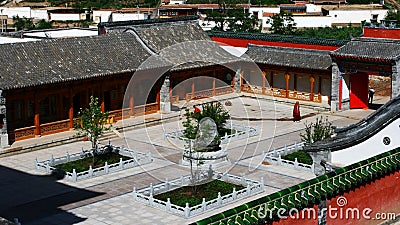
[293,101,301,122]
[369,87,375,104]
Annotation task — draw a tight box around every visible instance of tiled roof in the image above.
[0,18,242,90]
[133,20,211,53]
[208,31,349,47]
[246,44,332,70]
[306,94,400,152]
[0,33,151,90]
[331,38,400,61]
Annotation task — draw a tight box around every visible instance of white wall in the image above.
[293,16,332,28]
[306,4,321,13]
[112,13,146,21]
[50,13,81,21]
[342,74,350,101]
[331,117,400,166]
[93,10,113,23]
[328,9,388,25]
[263,15,332,28]
[31,9,48,20]
[0,7,31,18]
[249,7,280,20]
[169,0,185,4]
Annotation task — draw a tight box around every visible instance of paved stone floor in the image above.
[0,95,387,225]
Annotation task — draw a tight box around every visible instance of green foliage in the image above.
[55,152,130,173]
[281,150,313,165]
[385,9,400,22]
[74,96,110,150]
[183,108,198,139]
[206,9,261,32]
[35,19,52,29]
[300,116,334,145]
[13,16,53,31]
[13,16,34,31]
[155,180,244,207]
[196,102,230,134]
[294,26,363,40]
[183,102,230,140]
[267,11,296,35]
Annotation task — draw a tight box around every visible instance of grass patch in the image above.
[155,180,244,207]
[281,150,313,165]
[55,152,131,173]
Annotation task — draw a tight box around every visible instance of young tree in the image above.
[206,9,261,32]
[35,19,52,30]
[300,116,334,145]
[267,11,296,35]
[74,96,110,151]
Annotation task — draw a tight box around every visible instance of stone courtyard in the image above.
[0,95,385,225]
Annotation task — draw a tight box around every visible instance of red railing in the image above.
[133,103,158,116]
[242,84,322,103]
[9,126,36,141]
[186,86,234,102]
[170,95,179,104]
[40,119,70,136]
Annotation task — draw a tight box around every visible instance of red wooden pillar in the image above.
[240,70,244,87]
[69,89,74,129]
[294,74,297,91]
[262,71,266,94]
[310,76,315,101]
[100,85,105,112]
[156,90,160,111]
[34,94,40,136]
[129,95,134,116]
[212,78,216,96]
[169,85,173,102]
[285,73,290,98]
[191,79,195,96]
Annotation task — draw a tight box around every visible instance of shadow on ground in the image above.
[368,103,384,110]
[0,165,104,225]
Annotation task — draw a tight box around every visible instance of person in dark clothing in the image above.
[369,87,375,104]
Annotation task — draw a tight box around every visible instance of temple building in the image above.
[0,16,399,148]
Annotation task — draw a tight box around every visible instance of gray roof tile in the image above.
[246,44,332,70]
[331,38,400,61]
[0,33,151,90]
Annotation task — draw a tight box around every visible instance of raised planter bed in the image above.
[262,142,315,173]
[35,143,153,182]
[132,169,264,218]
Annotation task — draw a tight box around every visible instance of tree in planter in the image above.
[300,116,334,145]
[195,101,230,136]
[74,96,110,152]
[280,117,334,165]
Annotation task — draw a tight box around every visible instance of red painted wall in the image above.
[363,27,400,40]
[350,72,369,109]
[269,170,400,225]
[327,170,400,225]
[211,37,340,51]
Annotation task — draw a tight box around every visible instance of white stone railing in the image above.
[132,169,264,218]
[164,123,259,147]
[35,143,153,182]
[262,142,315,173]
